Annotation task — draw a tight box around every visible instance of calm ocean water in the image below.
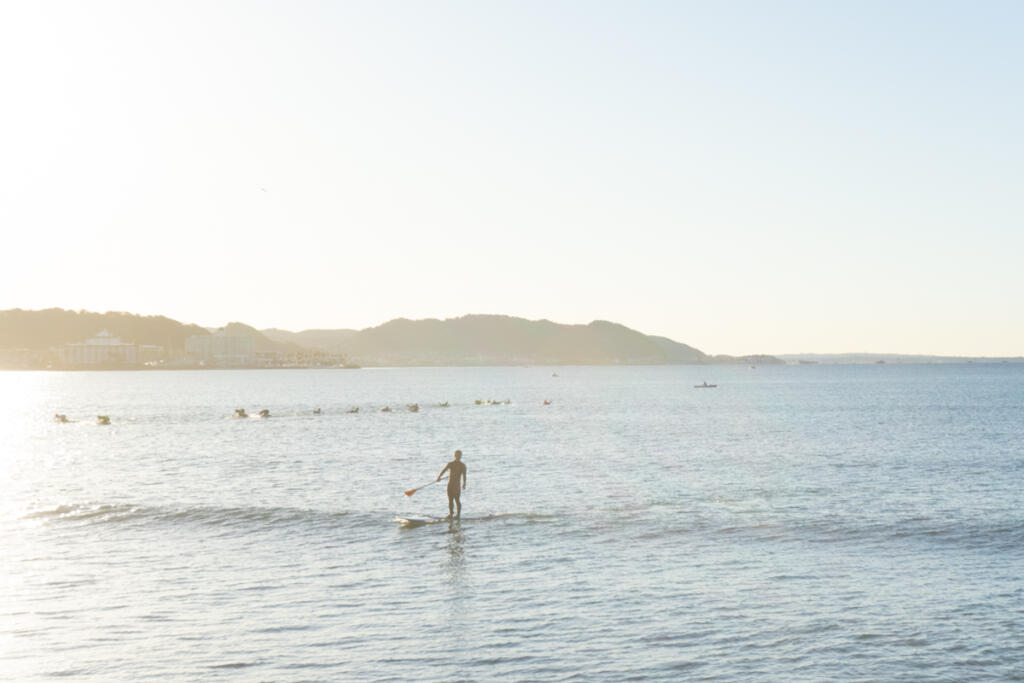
[1,364,1022,681]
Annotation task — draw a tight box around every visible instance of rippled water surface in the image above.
[2,364,1022,681]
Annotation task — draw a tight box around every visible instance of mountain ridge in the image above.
[325,314,774,366]
[0,308,781,366]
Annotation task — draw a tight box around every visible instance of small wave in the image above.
[20,502,1021,553]
[21,503,141,523]
[19,502,368,534]
[472,511,559,524]
[44,669,92,678]
[20,503,561,536]
[208,662,257,670]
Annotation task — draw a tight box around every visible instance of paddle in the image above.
[404,476,448,497]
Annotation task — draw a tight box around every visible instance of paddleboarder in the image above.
[437,450,468,519]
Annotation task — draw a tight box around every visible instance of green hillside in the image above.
[337,314,716,365]
[220,322,304,354]
[0,308,209,350]
[0,309,782,367]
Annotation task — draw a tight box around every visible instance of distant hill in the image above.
[0,308,783,367]
[333,314,773,366]
[261,328,358,353]
[220,322,304,354]
[0,308,209,350]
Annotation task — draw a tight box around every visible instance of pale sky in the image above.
[1,1,1021,356]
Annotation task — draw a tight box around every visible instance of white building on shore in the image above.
[61,330,139,365]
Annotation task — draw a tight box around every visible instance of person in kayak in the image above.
[437,450,468,519]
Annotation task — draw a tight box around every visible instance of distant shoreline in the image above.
[779,354,1024,365]
[3,359,1023,372]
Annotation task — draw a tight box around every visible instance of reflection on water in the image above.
[442,521,471,635]
[444,521,466,584]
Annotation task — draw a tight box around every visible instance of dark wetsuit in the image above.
[439,459,467,517]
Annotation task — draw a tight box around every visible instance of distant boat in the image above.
[694,382,717,388]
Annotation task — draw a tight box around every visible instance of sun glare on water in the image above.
[0,372,62,521]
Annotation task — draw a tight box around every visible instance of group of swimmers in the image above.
[231,399,551,417]
[54,414,109,425]
[234,408,272,418]
[54,398,554,426]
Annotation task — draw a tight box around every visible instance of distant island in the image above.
[0,308,780,369]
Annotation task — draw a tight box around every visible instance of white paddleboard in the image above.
[394,513,501,527]
[393,516,450,527]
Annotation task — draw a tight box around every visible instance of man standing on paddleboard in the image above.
[437,450,468,519]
